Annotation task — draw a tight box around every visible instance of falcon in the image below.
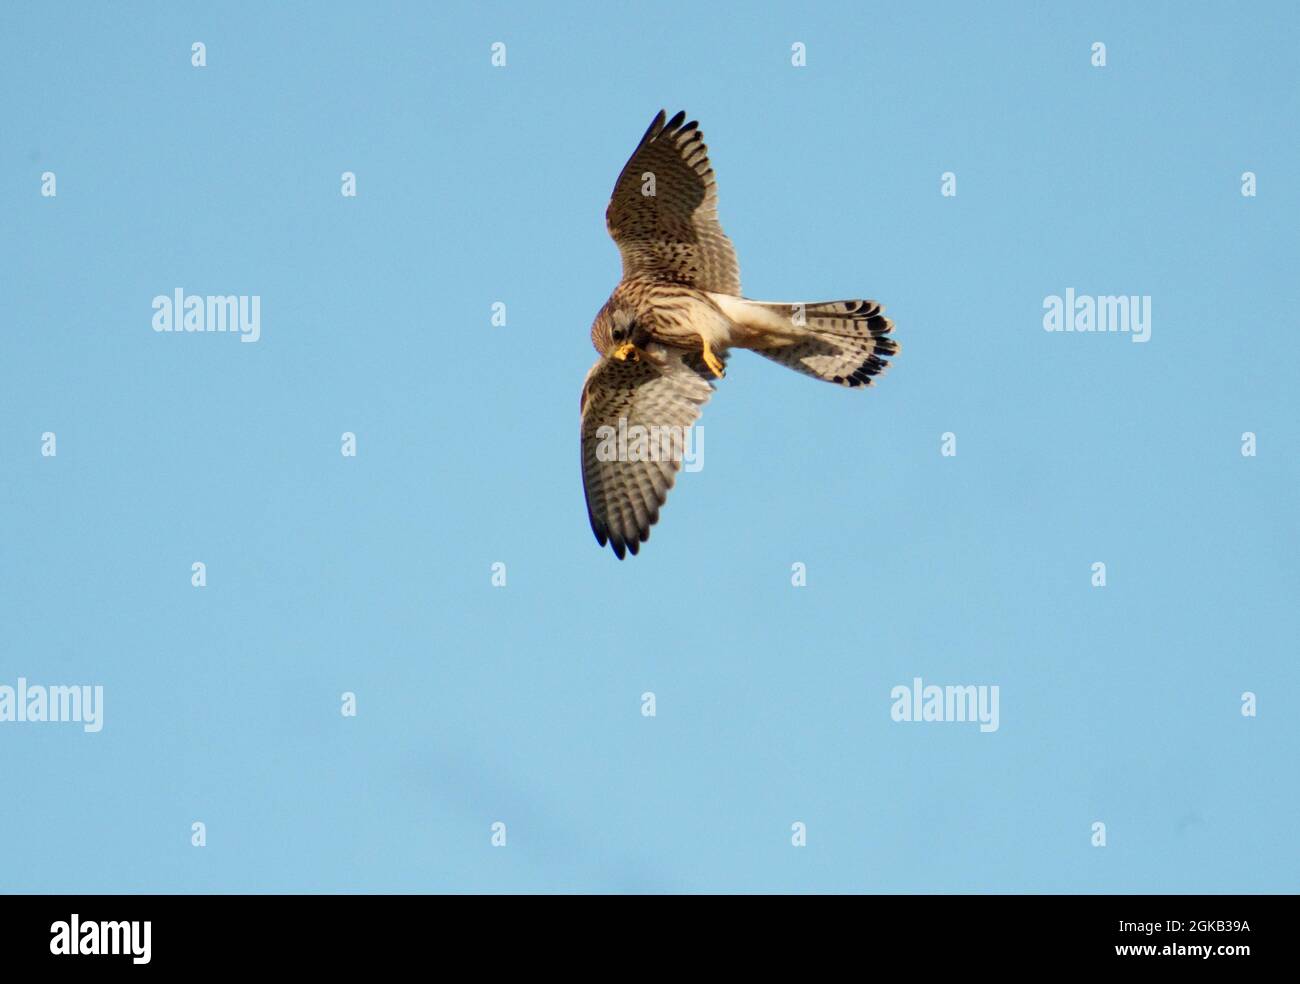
[581,110,900,558]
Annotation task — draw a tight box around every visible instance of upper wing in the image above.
[580,348,722,559]
[605,110,742,296]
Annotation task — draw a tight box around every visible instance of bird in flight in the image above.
[581,110,900,559]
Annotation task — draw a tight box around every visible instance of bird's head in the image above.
[591,301,637,357]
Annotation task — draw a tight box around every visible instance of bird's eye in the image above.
[612,325,627,340]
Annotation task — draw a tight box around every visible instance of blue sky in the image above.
[1,1,1296,893]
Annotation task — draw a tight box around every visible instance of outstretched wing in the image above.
[580,348,722,559]
[605,110,741,296]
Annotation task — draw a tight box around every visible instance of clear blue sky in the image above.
[1,2,1296,893]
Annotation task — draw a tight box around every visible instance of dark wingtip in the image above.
[665,109,687,131]
[640,109,667,144]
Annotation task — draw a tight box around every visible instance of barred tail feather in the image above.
[745,299,899,388]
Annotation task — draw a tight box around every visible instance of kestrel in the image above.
[581,110,900,558]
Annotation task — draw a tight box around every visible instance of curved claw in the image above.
[702,340,726,379]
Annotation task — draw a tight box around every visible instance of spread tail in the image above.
[722,298,900,388]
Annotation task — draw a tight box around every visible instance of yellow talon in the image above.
[611,342,639,362]
[702,340,726,378]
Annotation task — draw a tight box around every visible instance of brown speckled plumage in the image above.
[581,110,900,559]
